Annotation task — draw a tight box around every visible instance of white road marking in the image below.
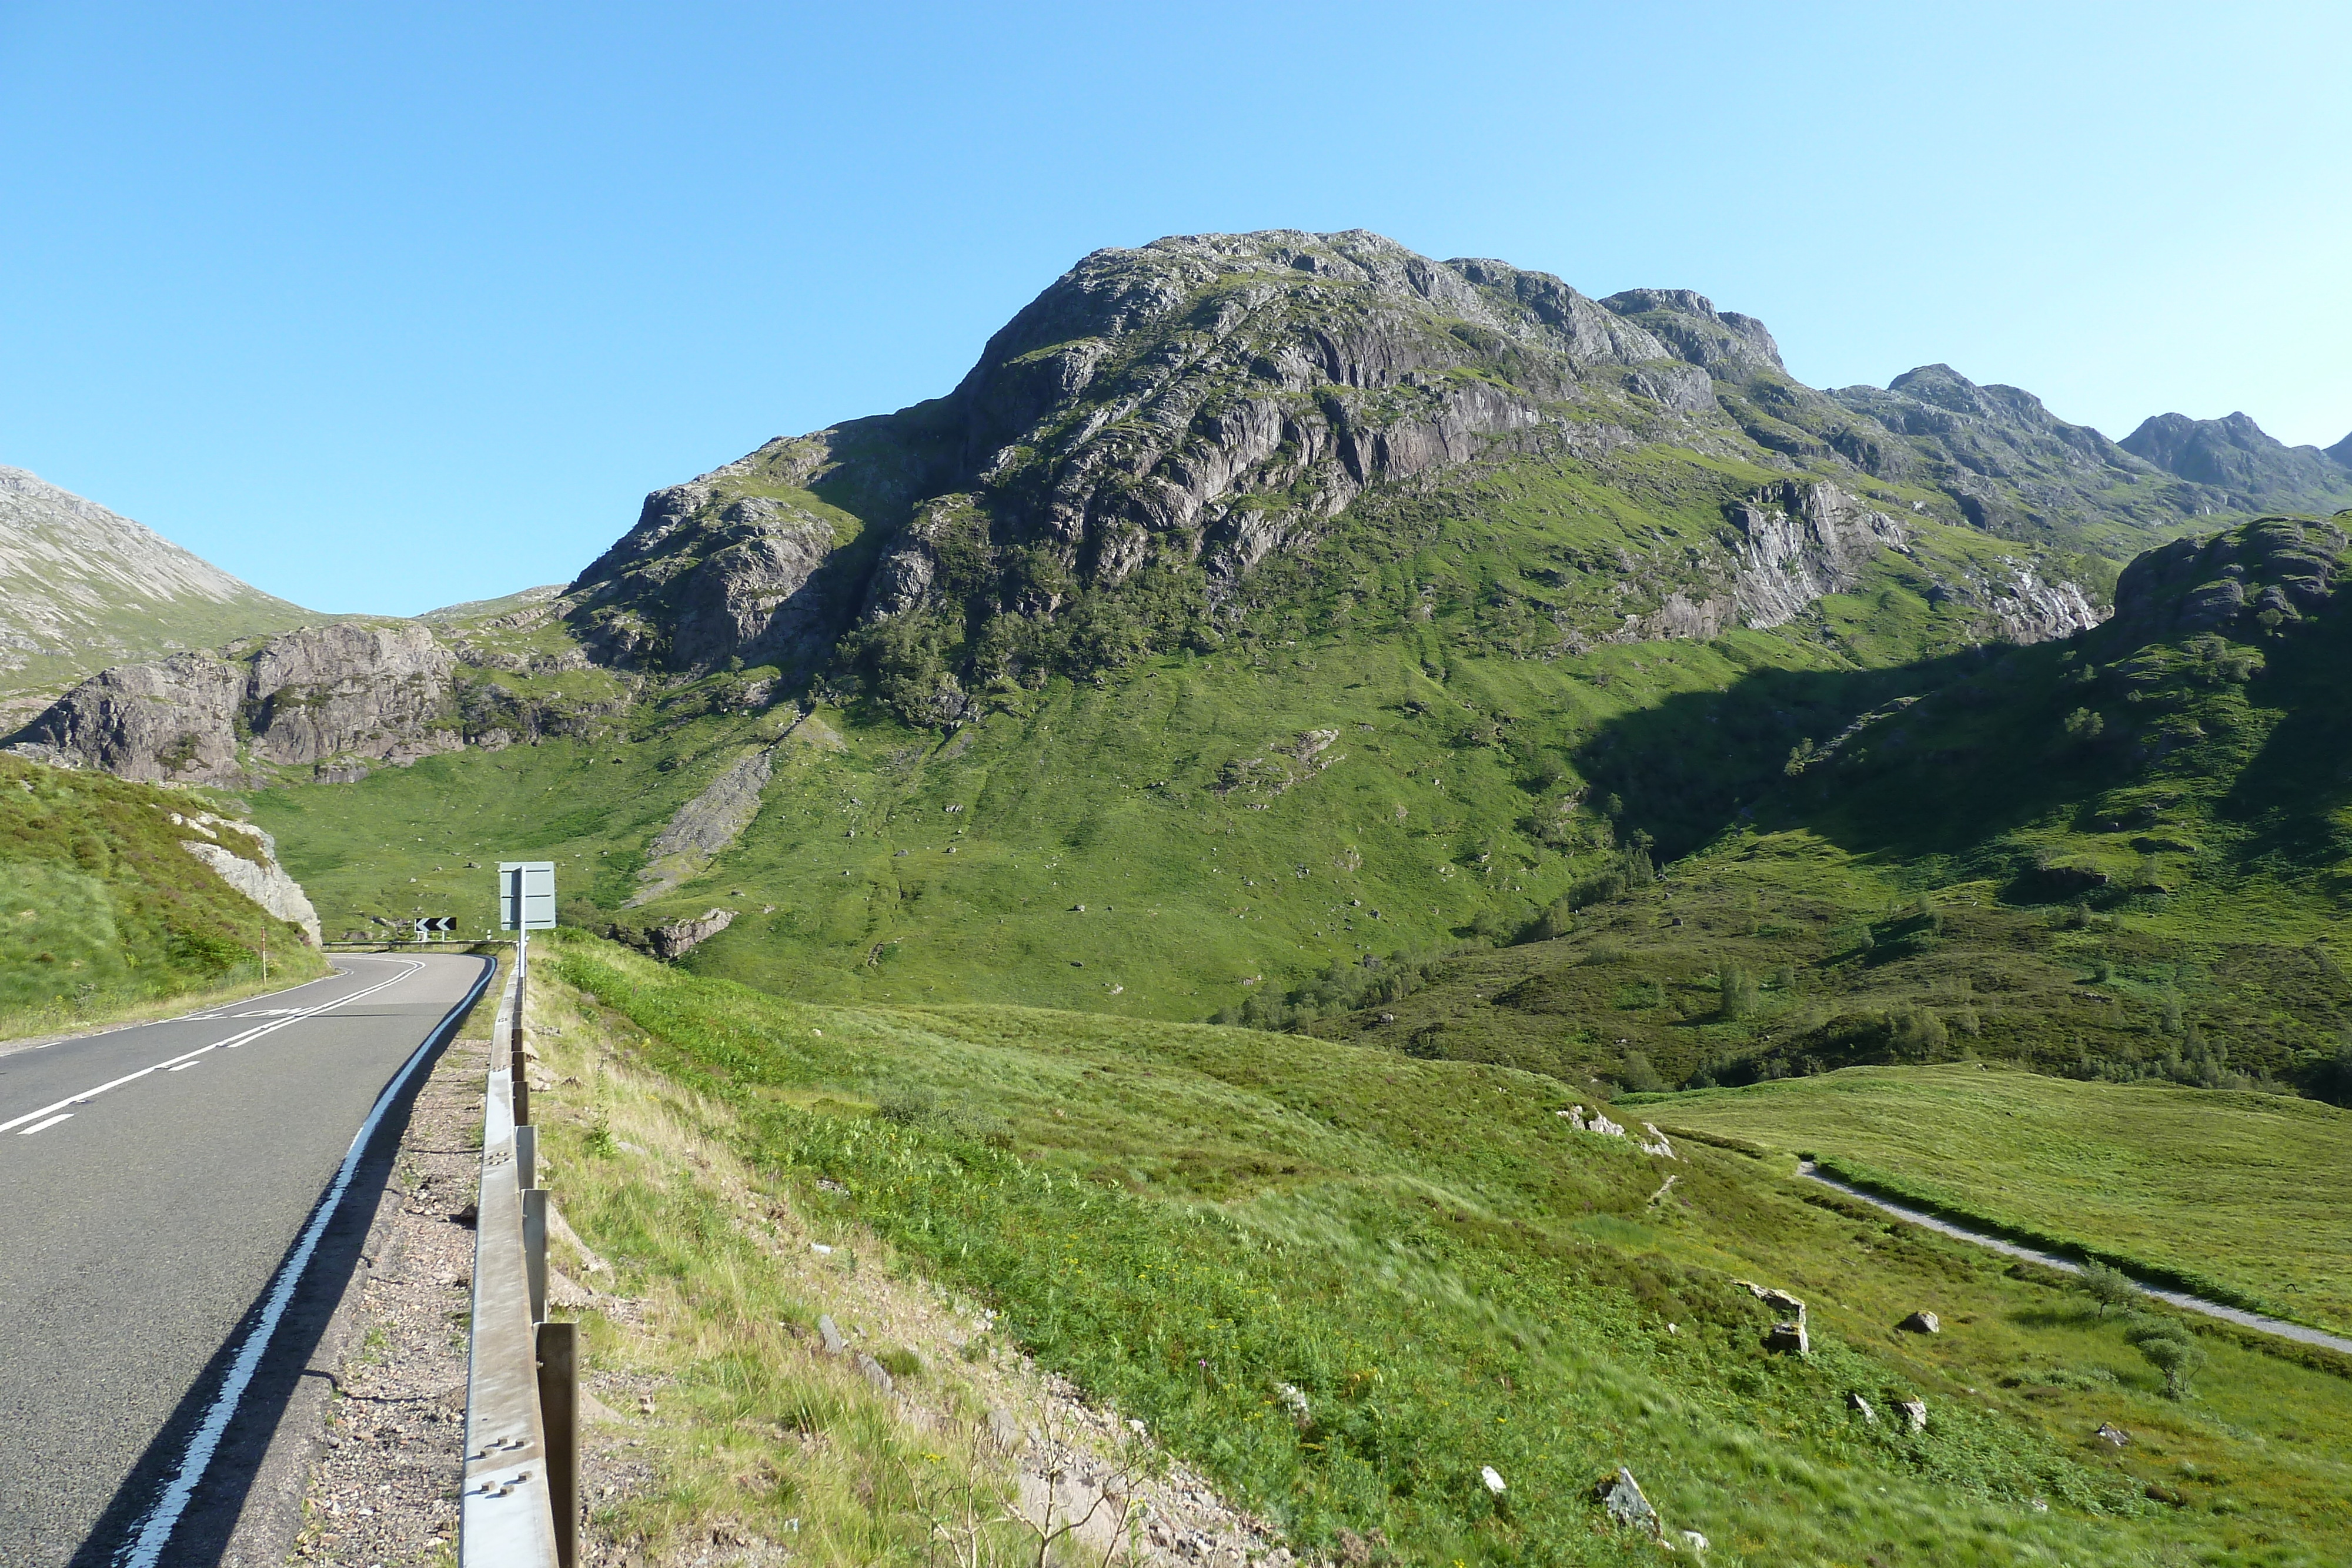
[0,959,424,1135]
[15,1113,71,1136]
[119,954,497,1568]
[167,1061,202,1072]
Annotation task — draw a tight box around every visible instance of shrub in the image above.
[2078,1262,2136,1319]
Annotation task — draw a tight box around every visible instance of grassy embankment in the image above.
[1623,1064,2352,1338]
[523,928,2352,1566]
[0,754,328,1035]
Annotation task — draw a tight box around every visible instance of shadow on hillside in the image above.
[1572,643,2078,865]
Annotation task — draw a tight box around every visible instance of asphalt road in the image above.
[0,952,490,1567]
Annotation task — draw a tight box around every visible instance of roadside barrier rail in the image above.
[462,945,578,1566]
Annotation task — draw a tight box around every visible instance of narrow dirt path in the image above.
[1796,1161,2352,1357]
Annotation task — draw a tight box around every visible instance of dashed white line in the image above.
[0,959,424,1136]
[15,1113,71,1136]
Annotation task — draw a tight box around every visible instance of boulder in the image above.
[1847,1392,1876,1424]
[1765,1320,1810,1356]
[648,907,736,961]
[1898,1310,1941,1335]
[817,1314,846,1355]
[1594,1467,1659,1534]
[2096,1422,2130,1448]
[856,1352,895,1395]
[1737,1281,1807,1322]
[1898,1399,1927,1432]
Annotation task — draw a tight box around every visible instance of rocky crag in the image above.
[9,620,632,784]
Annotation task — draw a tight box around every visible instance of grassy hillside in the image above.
[252,448,2067,1002]
[1626,1064,2352,1337]
[0,754,327,1030]
[532,929,2352,1566]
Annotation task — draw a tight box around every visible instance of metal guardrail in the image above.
[462,944,578,1566]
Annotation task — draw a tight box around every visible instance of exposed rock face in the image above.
[648,907,735,961]
[10,623,458,782]
[1728,480,1910,627]
[6,651,248,781]
[570,486,846,671]
[6,613,639,783]
[567,231,1740,676]
[2122,412,2352,510]
[246,624,459,767]
[2106,517,2346,642]
[170,813,323,944]
[627,748,776,906]
[1600,287,1786,379]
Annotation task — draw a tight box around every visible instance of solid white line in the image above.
[167,1061,202,1072]
[0,959,424,1134]
[15,1112,71,1136]
[119,953,497,1568]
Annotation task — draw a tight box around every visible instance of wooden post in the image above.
[536,1319,579,1568]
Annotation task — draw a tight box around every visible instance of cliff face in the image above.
[8,618,628,783]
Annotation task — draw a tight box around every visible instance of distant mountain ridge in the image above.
[0,466,314,720]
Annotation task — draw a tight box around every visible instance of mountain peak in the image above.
[0,466,312,720]
[1599,287,1786,376]
[2122,410,2352,505]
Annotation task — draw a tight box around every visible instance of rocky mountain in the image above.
[2120,411,2352,513]
[0,466,314,722]
[564,232,2144,725]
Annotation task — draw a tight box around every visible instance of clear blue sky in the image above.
[3,1,2345,615]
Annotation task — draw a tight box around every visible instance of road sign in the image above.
[498,862,557,932]
[412,915,457,939]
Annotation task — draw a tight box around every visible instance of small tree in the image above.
[1718,965,1759,1020]
[2079,1262,2136,1319]
[2136,1331,2207,1399]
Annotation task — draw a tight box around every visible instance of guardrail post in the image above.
[516,1124,537,1193]
[522,1188,549,1325]
[536,1320,579,1568]
[510,928,531,1127]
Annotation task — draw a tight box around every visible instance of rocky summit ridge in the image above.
[9,229,2350,787]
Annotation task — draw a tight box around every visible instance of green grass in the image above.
[537,928,2352,1566]
[1623,1064,2352,1337]
[0,754,327,1024]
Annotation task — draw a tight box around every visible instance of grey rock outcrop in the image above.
[1594,1467,1660,1535]
[1728,480,1910,627]
[1601,287,1787,379]
[5,615,638,783]
[9,623,458,782]
[627,748,776,906]
[2106,517,2346,642]
[647,907,735,961]
[171,813,322,945]
[6,650,248,781]
[1898,1310,1940,1335]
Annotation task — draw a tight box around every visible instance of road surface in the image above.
[0,952,490,1567]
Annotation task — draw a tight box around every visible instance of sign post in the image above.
[497,862,556,1125]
